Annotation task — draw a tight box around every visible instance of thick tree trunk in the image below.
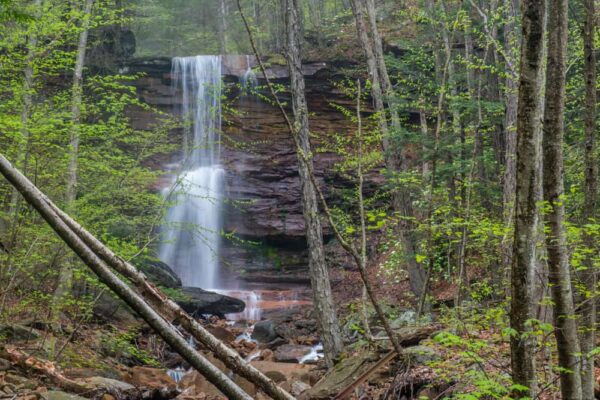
[0,155,253,400]
[283,0,343,367]
[510,0,546,395]
[579,0,598,397]
[542,0,583,396]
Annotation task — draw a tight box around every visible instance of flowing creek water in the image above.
[160,56,322,383]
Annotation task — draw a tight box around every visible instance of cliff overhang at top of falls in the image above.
[120,55,332,81]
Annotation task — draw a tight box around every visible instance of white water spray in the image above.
[241,55,257,92]
[159,56,224,289]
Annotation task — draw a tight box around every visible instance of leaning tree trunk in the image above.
[283,0,343,367]
[542,0,583,397]
[510,0,546,396]
[0,155,253,400]
[579,0,598,396]
[2,155,295,400]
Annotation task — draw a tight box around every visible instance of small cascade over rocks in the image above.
[167,366,187,385]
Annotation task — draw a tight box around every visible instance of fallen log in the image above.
[1,347,87,394]
[0,153,295,400]
[0,154,253,400]
[40,188,294,398]
[333,350,398,400]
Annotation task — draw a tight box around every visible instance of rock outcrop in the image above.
[125,55,380,285]
[177,287,246,317]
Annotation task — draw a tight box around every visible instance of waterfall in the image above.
[241,55,257,93]
[159,55,224,289]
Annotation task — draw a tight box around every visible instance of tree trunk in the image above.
[8,159,296,400]
[543,0,583,396]
[54,0,95,312]
[363,0,399,128]
[501,0,519,287]
[510,0,546,395]
[0,155,253,400]
[579,0,597,396]
[7,0,41,238]
[350,0,426,302]
[283,0,343,367]
[66,0,93,207]
[307,0,324,47]
[218,0,227,54]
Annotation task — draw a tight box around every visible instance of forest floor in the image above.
[0,269,598,400]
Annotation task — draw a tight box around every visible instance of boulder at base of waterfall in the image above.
[135,257,182,289]
[177,287,245,316]
[274,344,313,363]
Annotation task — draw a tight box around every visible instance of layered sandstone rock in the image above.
[125,55,378,285]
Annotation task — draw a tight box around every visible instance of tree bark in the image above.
[350,0,426,302]
[7,0,41,238]
[283,0,343,367]
[543,0,583,397]
[579,0,598,396]
[54,0,95,312]
[501,0,519,286]
[0,155,253,400]
[363,0,399,128]
[510,0,546,395]
[218,0,227,54]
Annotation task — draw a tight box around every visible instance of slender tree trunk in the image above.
[307,0,324,47]
[501,0,519,287]
[543,0,583,396]
[66,0,93,206]
[7,0,41,239]
[363,0,400,128]
[350,0,427,302]
[283,0,343,367]
[218,0,227,54]
[54,0,95,310]
[0,155,253,400]
[579,0,597,396]
[510,0,546,395]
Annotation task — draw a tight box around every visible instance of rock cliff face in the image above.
[125,55,377,285]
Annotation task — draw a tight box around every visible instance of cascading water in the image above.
[159,55,310,326]
[159,56,224,289]
[240,55,257,93]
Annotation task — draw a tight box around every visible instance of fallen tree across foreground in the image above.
[0,153,295,400]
